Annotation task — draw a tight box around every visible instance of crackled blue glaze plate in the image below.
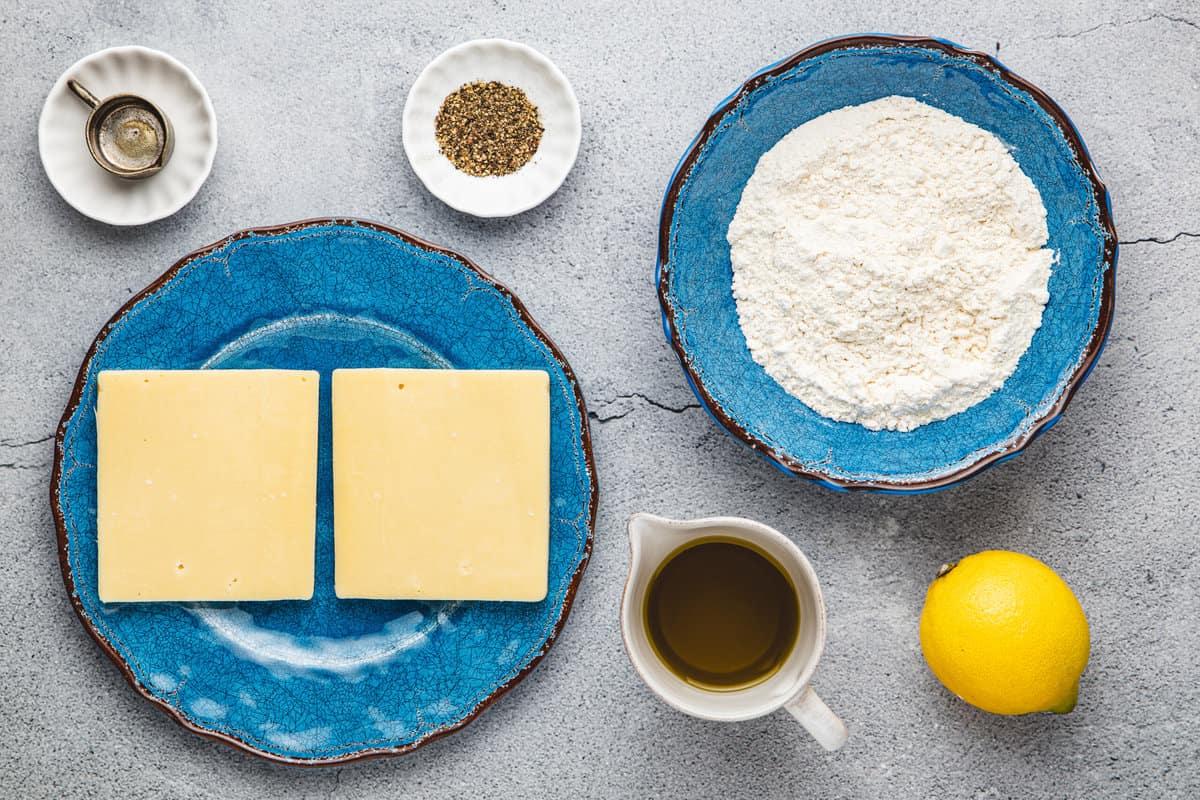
[52,219,596,764]
[658,35,1117,492]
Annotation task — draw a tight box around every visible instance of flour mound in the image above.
[728,96,1054,432]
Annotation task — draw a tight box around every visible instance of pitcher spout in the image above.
[626,513,694,582]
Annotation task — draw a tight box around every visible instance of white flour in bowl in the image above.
[727,95,1055,432]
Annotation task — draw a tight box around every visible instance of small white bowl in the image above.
[39,46,218,227]
[403,39,581,218]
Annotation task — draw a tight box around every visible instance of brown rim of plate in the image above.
[49,217,598,766]
[657,34,1118,493]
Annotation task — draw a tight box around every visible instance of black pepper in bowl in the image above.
[435,81,544,177]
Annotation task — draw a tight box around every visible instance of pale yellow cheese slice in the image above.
[96,369,318,602]
[332,368,550,601]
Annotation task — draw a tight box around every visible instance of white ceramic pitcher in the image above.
[621,513,848,751]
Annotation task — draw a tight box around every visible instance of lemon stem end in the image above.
[935,561,957,579]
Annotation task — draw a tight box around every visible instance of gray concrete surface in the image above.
[2,1,1197,797]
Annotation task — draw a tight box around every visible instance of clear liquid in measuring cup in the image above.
[97,104,165,172]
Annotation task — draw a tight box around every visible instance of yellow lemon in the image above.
[919,550,1089,715]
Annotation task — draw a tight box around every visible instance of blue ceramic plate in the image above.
[51,219,596,764]
[658,35,1116,492]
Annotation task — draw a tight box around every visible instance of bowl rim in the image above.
[656,33,1118,493]
[49,217,598,765]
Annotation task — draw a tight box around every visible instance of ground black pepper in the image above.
[435,81,544,177]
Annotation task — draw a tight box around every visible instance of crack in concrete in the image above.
[1119,231,1200,246]
[0,462,46,470]
[626,392,702,415]
[1029,12,1200,43]
[0,434,53,449]
[326,766,344,800]
[589,408,634,424]
[588,392,702,424]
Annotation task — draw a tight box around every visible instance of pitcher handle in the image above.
[784,685,848,751]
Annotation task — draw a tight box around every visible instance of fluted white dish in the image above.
[403,39,580,218]
[39,46,218,226]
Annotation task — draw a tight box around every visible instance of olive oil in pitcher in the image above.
[643,537,800,691]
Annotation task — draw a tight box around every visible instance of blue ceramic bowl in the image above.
[51,219,597,764]
[658,35,1116,492]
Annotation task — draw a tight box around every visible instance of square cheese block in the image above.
[333,368,550,601]
[96,369,319,602]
